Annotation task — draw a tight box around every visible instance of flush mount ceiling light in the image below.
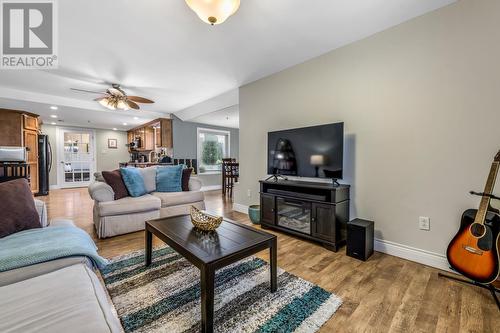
[185,0,240,25]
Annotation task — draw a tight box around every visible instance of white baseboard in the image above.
[233,203,452,272]
[231,202,452,272]
[49,185,60,190]
[201,185,222,192]
[374,238,452,272]
[232,203,249,214]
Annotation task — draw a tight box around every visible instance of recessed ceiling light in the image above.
[50,114,57,118]
[50,122,56,125]
[113,128,118,131]
[133,117,139,120]
[50,106,58,110]
[123,122,128,126]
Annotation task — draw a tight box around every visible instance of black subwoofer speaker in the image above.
[346,219,374,261]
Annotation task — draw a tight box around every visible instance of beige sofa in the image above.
[0,200,122,333]
[0,264,122,333]
[88,171,205,238]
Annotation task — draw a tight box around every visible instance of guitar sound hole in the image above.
[470,223,486,238]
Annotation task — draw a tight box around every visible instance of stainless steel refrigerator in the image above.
[36,134,52,196]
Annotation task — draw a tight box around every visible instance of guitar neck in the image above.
[474,161,500,225]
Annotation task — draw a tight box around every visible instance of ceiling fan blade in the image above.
[70,88,107,94]
[93,97,107,101]
[127,100,140,110]
[127,96,155,103]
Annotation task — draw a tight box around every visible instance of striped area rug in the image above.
[101,246,342,333]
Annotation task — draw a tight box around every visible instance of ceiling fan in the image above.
[71,84,155,111]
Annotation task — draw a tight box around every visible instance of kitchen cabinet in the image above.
[144,126,155,150]
[0,109,23,146]
[23,114,38,131]
[159,119,173,148]
[23,125,39,193]
[127,131,134,146]
[135,128,145,149]
[0,109,40,192]
[127,118,173,151]
[155,127,161,148]
[24,130,39,192]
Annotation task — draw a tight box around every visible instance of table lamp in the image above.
[310,155,325,177]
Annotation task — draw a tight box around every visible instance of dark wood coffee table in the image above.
[145,215,277,333]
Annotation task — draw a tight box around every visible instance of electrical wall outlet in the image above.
[247,189,252,198]
[419,216,430,231]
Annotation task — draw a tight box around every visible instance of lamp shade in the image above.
[116,99,130,110]
[99,98,115,110]
[185,0,240,25]
[310,155,325,166]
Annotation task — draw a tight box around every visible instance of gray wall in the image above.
[95,128,130,172]
[172,115,239,187]
[234,0,500,255]
[41,124,129,186]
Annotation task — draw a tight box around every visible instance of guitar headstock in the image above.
[496,150,500,162]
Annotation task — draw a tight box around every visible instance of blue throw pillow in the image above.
[156,165,184,192]
[120,168,147,197]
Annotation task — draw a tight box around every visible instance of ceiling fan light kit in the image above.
[97,95,130,111]
[117,99,130,110]
[97,97,116,110]
[72,84,154,111]
[185,0,240,25]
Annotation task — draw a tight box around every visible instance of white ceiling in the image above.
[0,0,455,129]
[0,96,160,131]
[189,105,239,129]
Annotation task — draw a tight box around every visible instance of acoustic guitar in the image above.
[446,151,500,284]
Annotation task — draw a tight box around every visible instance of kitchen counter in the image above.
[119,162,173,168]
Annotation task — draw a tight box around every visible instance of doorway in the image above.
[56,127,96,188]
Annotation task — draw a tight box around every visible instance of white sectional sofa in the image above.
[0,199,122,333]
[88,174,205,238]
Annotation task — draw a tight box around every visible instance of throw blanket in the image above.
[0,226,108,272]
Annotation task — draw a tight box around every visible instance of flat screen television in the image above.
[267,122,344,180]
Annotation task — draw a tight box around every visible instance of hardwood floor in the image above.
[39,188,499,333]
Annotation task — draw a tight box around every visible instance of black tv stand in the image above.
[332,179,340,187]
[265,174,289,182]
[259,179,349,252]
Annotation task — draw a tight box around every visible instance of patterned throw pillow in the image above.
[120,167,147,197]
[156,165,184,192]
